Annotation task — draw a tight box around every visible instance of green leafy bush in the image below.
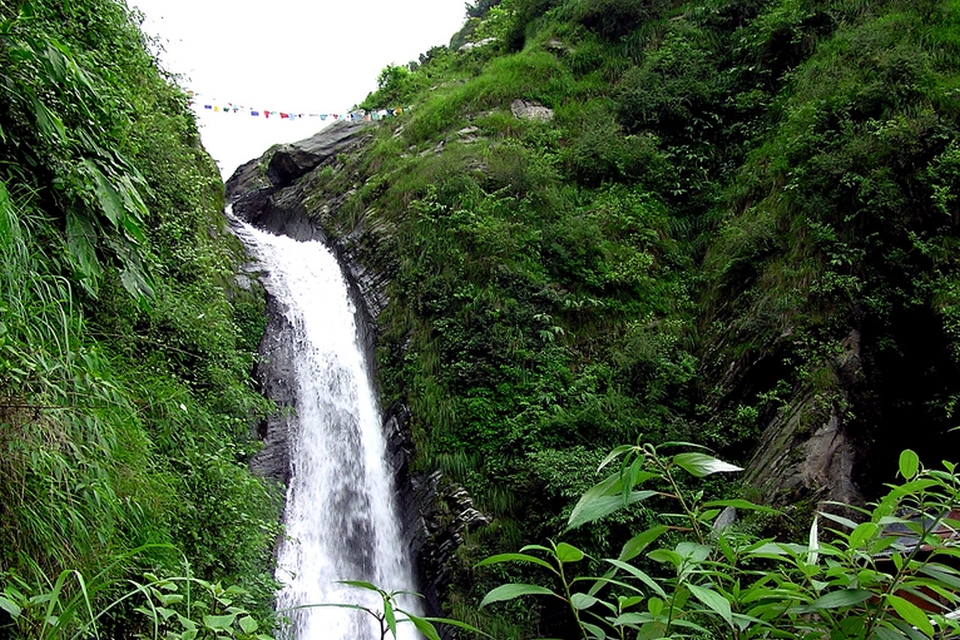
[480,445,960,639]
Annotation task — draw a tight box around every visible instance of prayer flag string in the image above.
[187,90,405,122]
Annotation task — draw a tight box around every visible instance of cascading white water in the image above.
[233,219,419,640]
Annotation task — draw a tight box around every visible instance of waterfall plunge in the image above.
[234,221,419,640]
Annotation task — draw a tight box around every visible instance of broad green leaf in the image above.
[556,542,584,563]
[746,541,790,556]
[120,261,155,302]
[647,549,683,568]
[883,478,939,502]
[807,516,820,565]
[616,455,657,497]
[0,595,21,618]
[408,614,442,640]
[203,613,236,631]
[899,449,920,479]
[891,550,904,572]
[647,597,664,617]
[570,592,598,610]
[567,489,657,529]
[384,598,396,637]
[718,533,736,564]
[918,564,960,591]
[676,542,711,563]
[620,525,670,562]
[687,584,733,627]
[28,91,67,143]
[613,611,652,626]
[598,445,637,472]
[520,544,553,554]
[638,620,668,640]
[82,159,125,227]
[338,580,380,592]
[582,621,606,639]
[886,594,933,637]
[605,559,667,597]
[177,613,197,631]
[65,210,103,293]
[801,589,872,611]
[885,617,932,640]
[702,499,779,515]
[142,601,169,625]
[238,616,258,634]
[873,625,909,640]
[476,553,555,573]
[672,452,742,478]
[181,629,198,640]
[480,584,558,608]
[659,441,712,451]
[849,521,879,549]
[618,595,644,609]
[698,508,721,522]
[818,511,859,531]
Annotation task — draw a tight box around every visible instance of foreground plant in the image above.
[479,444,960,639]
[0,555,274,640]
[297,580,491,640]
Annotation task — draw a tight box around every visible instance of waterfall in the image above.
[233,219,419,640]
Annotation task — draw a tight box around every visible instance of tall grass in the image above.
[0,181,158,584]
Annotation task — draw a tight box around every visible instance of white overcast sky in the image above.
[130,0,467,178]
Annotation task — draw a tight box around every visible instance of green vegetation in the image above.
[337,0,960,634]
[4,0,960,635]
[481,446,960,639]
[330,445,960,639]
[0,0,279,636]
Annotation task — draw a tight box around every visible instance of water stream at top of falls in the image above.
[233,219,419,640]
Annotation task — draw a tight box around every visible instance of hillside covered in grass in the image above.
[228,0,960,632]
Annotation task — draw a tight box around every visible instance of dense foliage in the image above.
[0,0,279,636]
[338,0,960,633]
[366,446,960,640]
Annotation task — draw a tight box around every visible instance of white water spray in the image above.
[233,220,419,640]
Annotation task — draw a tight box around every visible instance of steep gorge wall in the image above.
[227,121,487,623]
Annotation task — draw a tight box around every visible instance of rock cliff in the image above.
[228,121,488,627]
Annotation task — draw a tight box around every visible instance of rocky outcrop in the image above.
[248,292,296,487]
[510,99,553,122]
[743,329,866,509]
[386,404,491,629]
[228,120,371,242]
[228,120,368,200]
[228,121,391,323]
